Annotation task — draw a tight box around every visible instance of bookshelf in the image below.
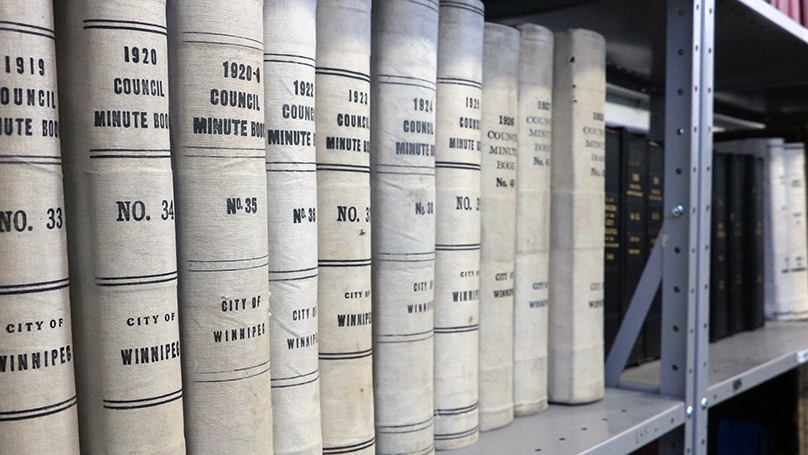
[464,0,808,454]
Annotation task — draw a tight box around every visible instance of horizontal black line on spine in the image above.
[104,393,182,410]
[188,262,268,273]
[436,247,480,251]
[83,25,166,36]
[0,20,54,33]
[439,0,484,16]
[316,66,369,78]
[318,262,371,268]
[186,30,261,45]
[0,154,60,159]
[184,154,265,159]
[268,273,318,282]
[182,40,261,52]
[266,169,316,173]
[315,69,371,83]
[97,271,176,281]
[267,265,318,274]
[434,426,479,440]
[377,329,433,338]
[378,251,434,256]
[437,77,482,87]
[319,348,373,360]
[188,254,268,264]
[404,0,439,13]
[84,19,166,30]
[184,146,265,151]
[316,163,369,169]
[435,243,480,248]
[323,437,376,454]
[267,161,316,165]
[89,148,170,152]
[434,325,479,334]
[194,365,271,384]
[377,416,433,429]
[0,282,69,296]
[264,59,315,68]
[270,373,319,389]
[96,276,177,287]
[265,52,316,62]
[0,395,77,416]
[377,74,436,86]
[435,160,480,168]
[195,358,270,374]
[377,80,436,91]
[317,167,370,174]
[271,369,319,382]
[90,155,171,159]
[0,277,68,289]
[0,160,61,166]
[0,27,54,40]
[319,258,371,263]
[375,335,433,344]
[434,402,478,416]
[104,389,181,405]
[0,397,77,422]
[376,258,434,263]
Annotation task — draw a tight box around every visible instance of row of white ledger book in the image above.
[0,0,606,454]
[716,139,808,322]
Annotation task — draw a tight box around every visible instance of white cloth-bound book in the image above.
[168,0,272,453]
[316,0,376,453]
[57,1,186,452]
[0,1,80,453]
[778,143,808,319]
[479,22,519,432]
[370,0,439,452]
[265,0,323,453]
[548,28,606,405]
[513,23,553,417]
[433,0,484,449]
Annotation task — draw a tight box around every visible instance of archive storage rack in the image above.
[450,0,808,454]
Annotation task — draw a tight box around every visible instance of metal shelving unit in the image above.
[455,0,808,454]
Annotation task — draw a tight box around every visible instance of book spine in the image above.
[727,154,747,335]
[620,131,647,364]
[0,1,80,452]
[264,1,323,453]
[513,23,553,417]
[315,0,376,453]
[57,1,186,452]
[764,142,794,320]
[644,141,664,358]
[784,144,808,319]
[433,0,484,448]
[603,128,623,355]
[743,155,766,330]
[479,22,518,432]
[549,29,606,404]
[168,1,272,453]
[710,152,729,341]
[370,0,438,452]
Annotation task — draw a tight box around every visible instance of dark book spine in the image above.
[743,155,766,330]
[604,127,622,357]
[620,131,648,365]
[726,154,747,335]
[644,141,664,360]
[711,153,730,342]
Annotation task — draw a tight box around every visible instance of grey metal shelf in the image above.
[620,320,808,406]
[451,389,684,455]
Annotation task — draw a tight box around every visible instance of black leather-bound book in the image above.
[711,153,730,342]
[644,141,664,360]
[727,154,747,336]
[604,127,622,356]
[743,154,766,330]
[621,130,648,365]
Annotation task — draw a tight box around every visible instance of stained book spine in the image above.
[478,22,519,432]
[513,23,553,417]
[0,1,80,452]
[264,0,323,453]
[56,1,186,452]
[315,0,376,453]
[433,0,484,448]
[370,0,439,452]
[168,0,272,453]
[783,143,808,319]
[548,29,606,404]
